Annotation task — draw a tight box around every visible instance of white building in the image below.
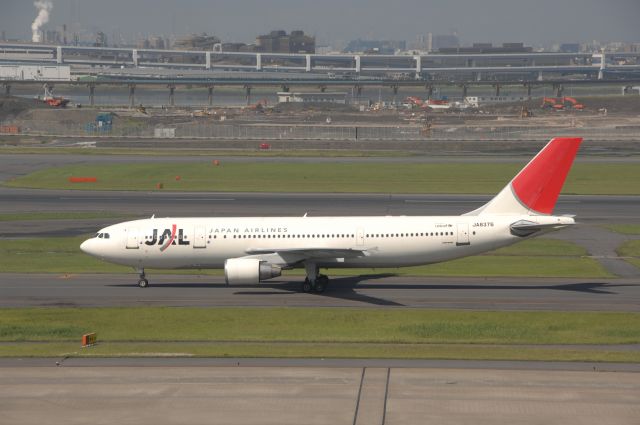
[277,91,348,104]
[0,64,71,81]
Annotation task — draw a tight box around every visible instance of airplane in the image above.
[80,137,582,293]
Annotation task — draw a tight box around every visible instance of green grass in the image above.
[617,240,640,270]
[5,162,640,195]
[1,308,638,344]
[0,341,638,362]
[0,236,611,278]
[0,211,131,222]
[1,308,639,361]
[604,224,640,236]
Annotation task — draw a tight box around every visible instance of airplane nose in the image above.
[80,239,96,256]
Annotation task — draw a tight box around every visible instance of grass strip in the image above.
[0,236,611,278]
[0,341,638,363]
[617,240,640,270]
[604,224,640,236]
[0,211,131,222]
[1,308,639,345]
[5,162,640,195]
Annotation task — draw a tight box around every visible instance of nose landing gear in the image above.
[137,269,149,288]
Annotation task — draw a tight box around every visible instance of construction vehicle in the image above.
[405,96,424,107]
[541,97,565,110]
[36,84,70,108]
[562,97,585,110]
[85,112,114,134]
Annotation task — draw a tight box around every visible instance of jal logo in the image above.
[145,224,190,252]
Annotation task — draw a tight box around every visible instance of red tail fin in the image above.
[465,137,582,216]
[511,137,582,214]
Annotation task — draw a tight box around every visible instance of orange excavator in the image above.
[541,97,565,110]
[405,96,424,107]
[562,97,585,110]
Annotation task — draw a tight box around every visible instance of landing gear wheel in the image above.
[302,278,313,293]
[314,275,329,293]
[314,280,326,293]
[138,279,149,288]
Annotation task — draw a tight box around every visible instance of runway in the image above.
[1,273,638,311]
[1,361,638,425]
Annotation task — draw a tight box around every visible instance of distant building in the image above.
[344,39,406,54]
[432,34,459,51]
[174,33,221,51]
[559,43,580,53]
[256,30,315,54]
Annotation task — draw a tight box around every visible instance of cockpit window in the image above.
[104,233,110,239]
[98,233,103,238]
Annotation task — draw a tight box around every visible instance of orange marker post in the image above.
[82,333,97,347]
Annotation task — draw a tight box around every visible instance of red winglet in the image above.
[511,137,582,214]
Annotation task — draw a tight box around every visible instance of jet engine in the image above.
[224,258,282,285]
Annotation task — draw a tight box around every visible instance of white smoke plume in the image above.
[31,1,53,43]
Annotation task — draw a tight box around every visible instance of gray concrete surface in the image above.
[1,273,638,311]
[0,364,638,425]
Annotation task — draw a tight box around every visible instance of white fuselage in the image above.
[81,214,570,271]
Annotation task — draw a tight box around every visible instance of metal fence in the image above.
[2,119,639,141]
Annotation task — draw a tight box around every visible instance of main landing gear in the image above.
[137,269,149,288]
[302,263,329,294]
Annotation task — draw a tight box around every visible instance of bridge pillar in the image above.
[319,86,326,93]
[494,84,501,96]
[555,84,564,97]
[305,54,312,72]
[256,54,262,71]
[354,55,361,74]
[425,84,434,98]
[392,85,399,104]
[128,84,136,108]
[132,49,139,67]
[414,55,422,79]
[461,84,468,99]
[88,84,95,106]
[598,51,606,80]
[355,85,363,97]
[205,52,211,70]
[554,84,564,97]
[56,46,63,64]
[245,85,252,105]
[4,84,10,96]
[525,83,532,97]
[208,86,214,106]
[168,85,176,106]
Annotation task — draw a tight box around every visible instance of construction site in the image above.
[1,86,639,154]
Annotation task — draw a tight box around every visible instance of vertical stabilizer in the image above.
[465,137,582,216]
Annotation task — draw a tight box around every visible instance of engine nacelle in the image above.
[224,258,282,285]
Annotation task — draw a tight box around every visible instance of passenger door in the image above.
[126,228,139,249]
[194,226,207,249]
[456,223,470,246]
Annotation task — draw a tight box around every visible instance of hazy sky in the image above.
[1,0,638,46]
